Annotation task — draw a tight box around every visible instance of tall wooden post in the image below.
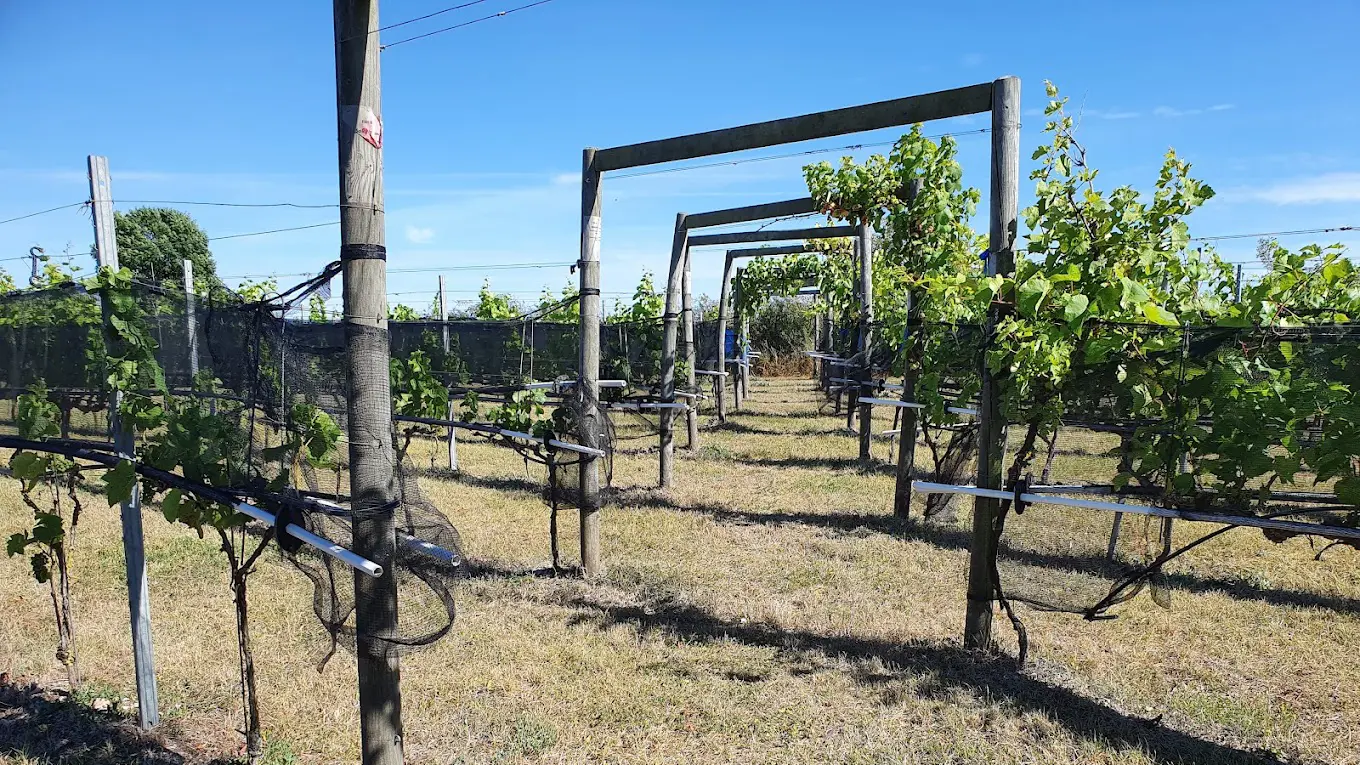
[714,253,736,422]
[577,148,603,576]
[892,181,922,517]
[333,3,404,762]
[438,276,458,473]
[659,213,687,487]
[856,221,875,462]
[89,155,159,730]
[811,301,821,381]
[845,238,862,430]
[732,268,745,409]
[183,260,199,380]
[681,247,699,448]
[964,76,1021,651]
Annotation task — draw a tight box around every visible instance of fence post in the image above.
[438,275,458,473]
[845,237,861,431]
[681,245,699,449]
[964,76,1020,651]
[659,213,687,488]
[733,267,747,408]
[578,148,604,576]
[891,181,921,517]
[857,221,875,463]
[333,2,405,761]
[715,253,735,422]
[183,260,199,380]
[89,155,160,729]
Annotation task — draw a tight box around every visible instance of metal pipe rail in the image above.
[695,370,729,377]
[606,401,690,410]
[308,497,461,567]
[911,480,1360,542]
[233,503,383,577]
[391,414,606,457]
[524,379,627,391]
[856,397,977,416]
[0,435,383,577]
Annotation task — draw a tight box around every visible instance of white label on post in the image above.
[582,215,601,262]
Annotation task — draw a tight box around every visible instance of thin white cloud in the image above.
[1238,173,1360,205]
[404,225,435,244]
[1086,108,1141,120]
[1153,103,1235,118]
[961,53,984,67]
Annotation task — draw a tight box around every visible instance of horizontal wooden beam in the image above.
[688,225,855,247]
[727,244,813,259]
[594,82,994,172]
[683,198,819,230]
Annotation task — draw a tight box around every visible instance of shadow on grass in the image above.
[462,558,581,580]
[0,683,226,764]
[407,467,544,496]
[723,453,898,476]
[550,593,1282,765]
[725,407,830,420]
[709,420,847,438]
[609,488,1360,617]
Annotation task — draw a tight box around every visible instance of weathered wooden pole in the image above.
[438,275,458,473]
[333,2,404,761]
[183,260,199,380]
[681,245,699,448]
[714,253,736,422]
[856,221,875,462]
[845,238,861,431]
[89,155,159,730]
[578,148,604,575]
[811,300,821,381]
[659,213,688,487]
[964,76,1021,651]
[733,267,747,408]
[892,180,922,518]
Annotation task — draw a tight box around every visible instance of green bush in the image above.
[750,297,811,359]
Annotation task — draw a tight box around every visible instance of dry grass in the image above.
[3,376,1359,764]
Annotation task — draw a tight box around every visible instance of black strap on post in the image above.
[341,243,387,261]
[1012,474,1031,515]
[274,501,306,554]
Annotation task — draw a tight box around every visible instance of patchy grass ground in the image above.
[3,377,1359,764]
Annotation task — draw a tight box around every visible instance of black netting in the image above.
[805,313,1360,624]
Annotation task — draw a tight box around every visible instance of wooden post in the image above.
[92,156,160,729]
[856,221,875,463]
[892,180,921,517]
[333,2,404,762]
[845,238,861,431]
[439,276,458,473]
[964,76,1020,651]
[733,268,746,408]
[183,259,199,380]
[89,156,160,729]
[682,246,699,448]
[577,148,603,576]
[811,301,821,381]
[659,213,687,488]
[715,253,736,422]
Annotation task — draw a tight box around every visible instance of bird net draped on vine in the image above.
[827,316,1360,619]
[0,280,473,662]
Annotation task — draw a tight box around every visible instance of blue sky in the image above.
[2,0,1357,314]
